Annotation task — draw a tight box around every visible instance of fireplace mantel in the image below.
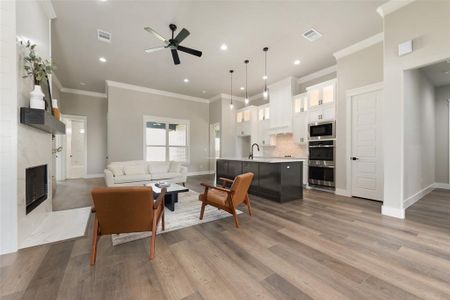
[20,107,65,135]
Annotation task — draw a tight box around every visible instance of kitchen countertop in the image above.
[218,157,307,163]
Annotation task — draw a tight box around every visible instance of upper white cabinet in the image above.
[292,93,308,145]
[236,106,257,137]
[269,77,297,134]
[306,79,336,122]
[256,104,276,147]
[307,79,336,109]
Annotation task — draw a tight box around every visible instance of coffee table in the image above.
[146,183,189,212]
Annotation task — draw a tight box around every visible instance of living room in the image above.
[1,0,450,299]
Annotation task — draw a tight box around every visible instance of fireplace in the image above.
[26,164,48,214]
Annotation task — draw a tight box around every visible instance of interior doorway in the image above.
[209,123,221,172]
[346,82,383,201]
[57,115,87,180]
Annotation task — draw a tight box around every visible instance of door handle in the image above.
[70,154,73,157]
[351,157,359,160]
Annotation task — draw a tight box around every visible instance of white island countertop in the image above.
[218,157,307,163]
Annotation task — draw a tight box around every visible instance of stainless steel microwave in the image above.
[308,121,335,140]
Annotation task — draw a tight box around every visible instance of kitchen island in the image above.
[216,158,304,203]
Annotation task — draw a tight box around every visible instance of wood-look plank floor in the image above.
[1,175,450,300]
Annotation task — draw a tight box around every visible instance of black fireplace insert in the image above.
[26,164,48,214]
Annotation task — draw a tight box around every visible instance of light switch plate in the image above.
[398,40,413,56]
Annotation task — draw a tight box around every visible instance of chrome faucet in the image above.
[248,143,260,160]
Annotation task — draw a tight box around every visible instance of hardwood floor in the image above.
[1,175,450,299]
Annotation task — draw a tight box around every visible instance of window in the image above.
[144,117,189,162]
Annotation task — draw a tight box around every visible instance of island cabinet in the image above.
[216,159,303,203]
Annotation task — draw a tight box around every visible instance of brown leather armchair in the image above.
[199,172,254,228]
[90,186,166,265]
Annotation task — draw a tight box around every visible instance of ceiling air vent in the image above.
[303,28,322,42]
[97,29,111,43]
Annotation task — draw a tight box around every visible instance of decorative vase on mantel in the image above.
[29,81,45,110]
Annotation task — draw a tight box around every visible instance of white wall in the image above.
[107,84,210,173]
[435,84,450,184]
[58,92,107,175]
[403,69,435,202]
[382,1,450,216]
[335,42,384,193]
[16,0,54,247]
[0,0,18,255]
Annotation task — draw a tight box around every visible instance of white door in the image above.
[351,89,383,201]
[209,123,220,172]
[64,116,87,179]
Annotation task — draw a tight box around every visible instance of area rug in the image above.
[112,190,242,246]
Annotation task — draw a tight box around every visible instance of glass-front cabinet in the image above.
[307,79,336,109]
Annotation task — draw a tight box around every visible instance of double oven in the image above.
[308,121,335,188]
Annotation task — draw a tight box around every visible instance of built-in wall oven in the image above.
[309,121,335,140]
[308,140,335,188]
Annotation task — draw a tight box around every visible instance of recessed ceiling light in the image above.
[184,78,189,83]
[294,59,301,65]
[80,82,86,86]
[99,57,107,63]
[220,44,228,51]
[262,75,268,80]
[202,90,206,94]
[240,87,245,90]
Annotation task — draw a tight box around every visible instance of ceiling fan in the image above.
[144,24,202,65]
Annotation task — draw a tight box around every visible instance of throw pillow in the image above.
[124,165,146,175]
[108,165,124,177]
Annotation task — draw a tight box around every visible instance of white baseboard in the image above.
[433,182,450,189]
[403,183,434,209]
[381,205,405,219]
[85,173,104,178]
[187,171,215,176]
[335,188,350,197]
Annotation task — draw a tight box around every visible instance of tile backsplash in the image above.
[262,133,307,158]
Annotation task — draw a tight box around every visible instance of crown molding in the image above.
[376,0,416,18]
[61,88,107,99]
[106,80,209,104]
[333,32,383,60]
[220,93,245,102]
[297,65,337,84]
[39,0,56,19]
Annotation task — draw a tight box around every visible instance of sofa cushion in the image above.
[108,165,124,177]
[114,174,152,184]
[169,161,182,173]
[124,165,146,175]
[148,161,170,174]
[151,172,181,180]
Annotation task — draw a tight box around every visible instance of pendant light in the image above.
[229,69,234,109]
[263,47,269,100]
[244,60,249,105]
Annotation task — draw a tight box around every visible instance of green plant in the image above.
[22,40,55,85]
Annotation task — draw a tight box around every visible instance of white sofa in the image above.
[104,160,187,187]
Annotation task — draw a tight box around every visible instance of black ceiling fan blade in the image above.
[144,27,169,45]
[177,45,202,57]
[171,49,180,65]
[174,28,190,43]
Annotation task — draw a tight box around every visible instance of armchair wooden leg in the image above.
[199,202,206,220]
[90,218,100,266]
[232,210,240,228]
[182,182,186,187]
[245,194,253,216]
[161,211,165,231]
[149,233,156,260]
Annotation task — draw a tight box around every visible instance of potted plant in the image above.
[22,41,55,110]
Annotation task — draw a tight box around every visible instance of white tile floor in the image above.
[20,207,91,249]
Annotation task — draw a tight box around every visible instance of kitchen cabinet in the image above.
[256,104,276,147]
[307,79,336,109]
[292,93,308,145]
[308,103,335,123]
[269,77,297,133]
[236,106,257,136]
